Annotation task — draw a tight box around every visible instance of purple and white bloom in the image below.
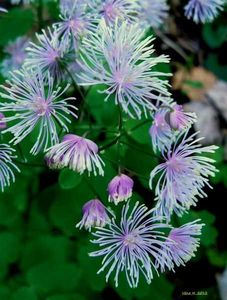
[90,201,173,288]
[157,220,204,271]
[45,134,105,176]
[168,104,196,130]
[0,68,77,155]
[0,113,6,130]
[25,28,66,82]
[78,21,171,119]
[139,0,169,29]
[184,0,224,23]
[54,1,95,51]
[0,144,20,192]
[108,174,134,204]
[0,7,7,13]
[76,199,110,231]
[0,37,30,77]
[150,130,218,220]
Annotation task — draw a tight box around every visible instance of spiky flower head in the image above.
[45,134,105,176]
[90,201,173,288]
[0,144,20,192]
[0,68,77,155]
[139,0,169,29]
[149,130,218,220]
[184,0,224,23]
[78,21,171,119]
[157,220,204,271]
[168,104,196,130]
[0,36,29,78]
[76,199,110,231]
[25,28,67,82]
[108,174,134,205]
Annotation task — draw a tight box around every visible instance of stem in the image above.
[83,175,102,199]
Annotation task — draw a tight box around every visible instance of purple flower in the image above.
[0,144,20,192]
[139,0,169,29]
[0,113,6,130]
[108,174,134,204]
[45,134,105,176]
[184,0,224,23]
[168,104,196,130]
[78,21,171,119]
[0,68,77,155]
[157,220,204,271]
[150,130,218,220]
[25,28,66,82]
[90,201,173,287]
[0,37,30,77]
[76,199,110,231]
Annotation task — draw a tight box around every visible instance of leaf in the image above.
[11,287,38,300]
[0,232,20,265]
[59,169,82,190]
[203,23,227,49]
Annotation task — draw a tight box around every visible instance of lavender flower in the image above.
[150,130,218,220]
[45,134,104,176]
[0,113,6,130]
[184,0,224,23]
[0,144,20,192]
[108,174,134,204]
[157,220,204,271]
[0,69,77,155]
[0,37,29,77]
[76,199,110,231]
[168,104,196,130]
[139,0,169,29]
[90,201,173,287]
[78,21,171,118]
[25,28,66,82]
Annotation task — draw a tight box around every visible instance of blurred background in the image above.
[0,0,227,299]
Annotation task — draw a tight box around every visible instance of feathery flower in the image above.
[139,0,169,29]
[0,144,20,192]
[76,199,110,231]
[25,28,66,82]
[0,36,29,77]
[168,104,196,130]
[0,69,77,155]
[90,201,173,288]
[157,220,204,271]
[150,130,218,220]
[184,0,224,23]
[0,113,6,130]
[45,134,104,176]
[108,174,134,204]
[78,21,171,118]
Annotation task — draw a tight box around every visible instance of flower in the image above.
[0,36,30,77]
[45,134,105,176]
[78,21,171,119]
[184,0,224,23]
[0,7,7,12]
[76,199,110,231]
[139,0,169,29]
[0,68,77,155]
[25,28,66,82]
[149,130,218,220]
[0,144,20,192]
[168,104,196,130]
[108,174,134,204]
[157,220,204,271]
[90,201,173,288]
[0,113,6,130]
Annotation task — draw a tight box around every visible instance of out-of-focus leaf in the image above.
[203,23,227,48]
[59,169,82,190]
[207,249,227,267]
[11,287,38,300]
[47,294,86,300]
[0,232,20,264]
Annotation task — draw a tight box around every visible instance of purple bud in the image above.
[169,104,196,130]
[108,174,134,205]
[0,113,6,130]
[76,199,110,231]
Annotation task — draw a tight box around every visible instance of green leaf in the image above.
[11,287,38,300]
[203,23,227,48]
[47,295,86,300]
[0,232,20,265]
[207,249,227,267]
[59,169,82,190]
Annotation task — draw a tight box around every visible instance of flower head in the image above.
[90,201,173,287]
[108,174,134,204]
[150,130,218,220]
[78,21,171,119]
[76,199,110,231]
[0,36,29,77]
[25,28,66,82]
[45,134,104,176]
[0,68,77,155]
[184,0,224,23]
[0,144,20,192]
[157,220,204,271]
[168,104,196,130]
[139,0,169,29]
